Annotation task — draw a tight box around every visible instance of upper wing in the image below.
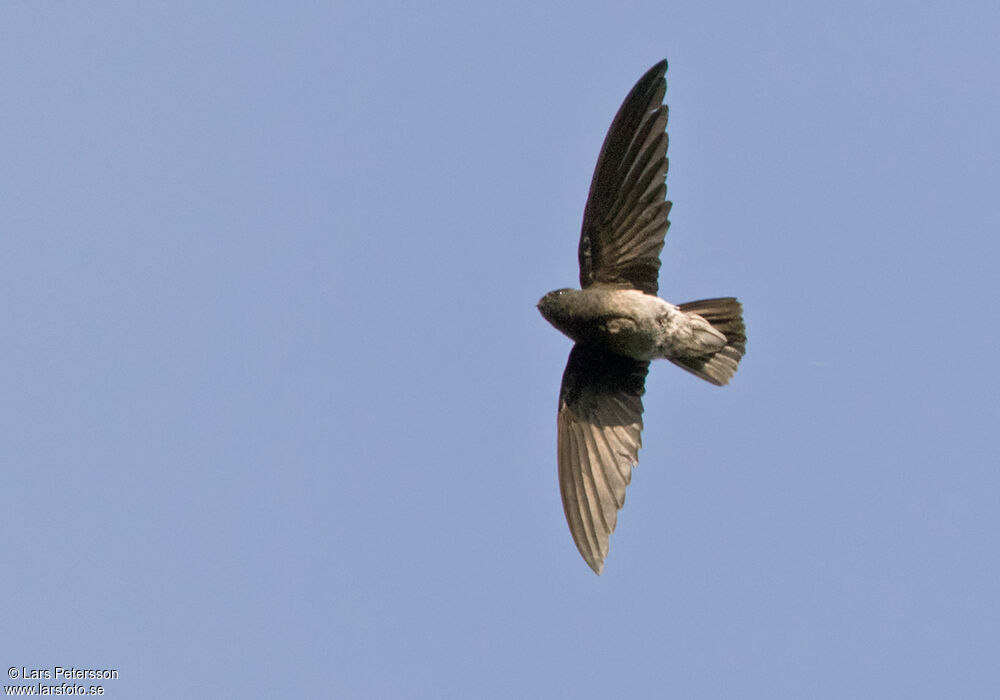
[557,344,648,574]
[578,59,671,295]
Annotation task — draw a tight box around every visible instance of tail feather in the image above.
[671,297,746,386]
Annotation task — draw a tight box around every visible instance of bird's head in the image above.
[537,288,573,321]
[538,288,589,342]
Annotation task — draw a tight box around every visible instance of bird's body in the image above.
[538,287,726,362]
[537,59,746,574]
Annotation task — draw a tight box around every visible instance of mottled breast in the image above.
[538,287,677,360]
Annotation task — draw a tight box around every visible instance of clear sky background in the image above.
[3,2,999,698]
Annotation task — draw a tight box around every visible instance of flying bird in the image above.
[537,60,746,574]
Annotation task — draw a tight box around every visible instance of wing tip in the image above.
[641,59,668,88]
[586,556,606,575]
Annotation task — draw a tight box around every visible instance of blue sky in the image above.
[3,2,999,697]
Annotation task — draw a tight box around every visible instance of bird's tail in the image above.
[670,298,746,386]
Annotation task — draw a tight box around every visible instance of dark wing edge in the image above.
[579,59,671,295]
[557,344,649,574]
